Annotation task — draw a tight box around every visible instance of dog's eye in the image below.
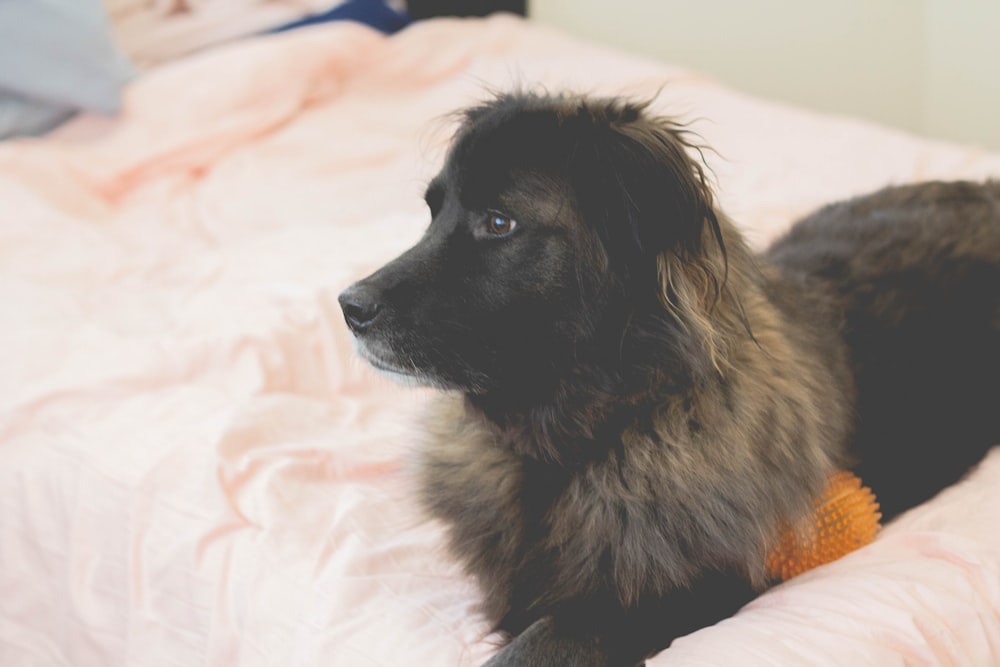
[485,212,517,237]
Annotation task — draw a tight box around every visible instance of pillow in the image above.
[269,0,411,35]
[103,1,405,69]
[0,0,133,139]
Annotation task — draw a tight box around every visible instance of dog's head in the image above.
[339,93,736,400]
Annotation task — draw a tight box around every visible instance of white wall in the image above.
[530,0,1000,150]
[922,0,1000,149]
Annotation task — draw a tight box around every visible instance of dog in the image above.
[338,92,1000,667]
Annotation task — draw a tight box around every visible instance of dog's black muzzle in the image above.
[337,232,441,338]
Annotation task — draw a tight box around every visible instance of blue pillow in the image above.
[268,0,412,35]
[0,0,134,139]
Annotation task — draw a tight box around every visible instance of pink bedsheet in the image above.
[2,16,999,666]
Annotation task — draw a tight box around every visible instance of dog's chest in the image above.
[416,398,701,628]
[418,404,541,552]
[416,409,539,625]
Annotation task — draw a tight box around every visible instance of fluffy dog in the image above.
[338,93,1000,666]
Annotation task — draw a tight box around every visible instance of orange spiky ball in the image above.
[765,470,882,581]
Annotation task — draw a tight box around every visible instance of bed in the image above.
[2,12,999,667]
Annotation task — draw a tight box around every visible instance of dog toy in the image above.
[765,470,881,581]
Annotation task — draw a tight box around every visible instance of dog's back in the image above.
[768,181,1000,518]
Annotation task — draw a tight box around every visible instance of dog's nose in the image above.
[338,286,382,334]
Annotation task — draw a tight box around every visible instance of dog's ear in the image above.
[577,102,740,376]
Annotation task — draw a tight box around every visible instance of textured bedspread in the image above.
[2,16,999,666]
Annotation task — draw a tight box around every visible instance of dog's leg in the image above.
[482,617,644,667]
[484,570,756,667]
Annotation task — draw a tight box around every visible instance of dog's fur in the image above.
[339,93,1000,666]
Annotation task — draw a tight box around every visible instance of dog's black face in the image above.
[339,94,722,399]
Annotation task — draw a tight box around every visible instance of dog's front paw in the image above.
[482,617,642,667]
